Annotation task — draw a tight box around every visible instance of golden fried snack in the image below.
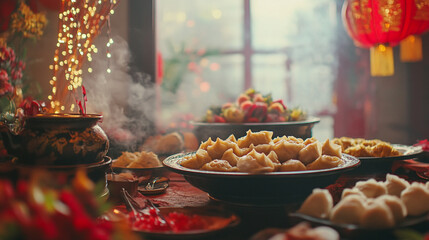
[333,137,401,158]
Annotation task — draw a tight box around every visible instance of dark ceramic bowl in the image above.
[191,117,320,143]
[163,152,360,205]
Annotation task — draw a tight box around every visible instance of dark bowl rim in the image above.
[163,152,360,178]
[190,117,320,127]
[26,113,103,120]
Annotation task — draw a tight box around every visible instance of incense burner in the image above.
[0,114,109,165]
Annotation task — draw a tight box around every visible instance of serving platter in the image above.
[163,152,360,205]
[289,212,429,239]
[351,144,424,174]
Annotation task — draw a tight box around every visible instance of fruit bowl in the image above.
[191,117,320,143]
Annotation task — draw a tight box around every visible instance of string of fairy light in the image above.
[49,0,118,113]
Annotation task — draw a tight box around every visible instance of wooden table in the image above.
[111,160,429,240]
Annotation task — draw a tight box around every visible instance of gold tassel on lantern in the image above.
[400,35,423,62]
[370,44,394,76]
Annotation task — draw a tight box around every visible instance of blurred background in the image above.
[22,0,429,151]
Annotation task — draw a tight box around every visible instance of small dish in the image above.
[351,144,424,174]
[138,177,170,195]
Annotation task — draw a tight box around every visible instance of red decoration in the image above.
[400,0,429,62]
[0,0,17,33]
[342,0,412,76]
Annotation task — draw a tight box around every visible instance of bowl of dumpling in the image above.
[163,130,360,205]
[112,150,166,177]
[191,117,320,144]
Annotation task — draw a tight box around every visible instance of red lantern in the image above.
[342,0,411,76]
[400,0,429,62]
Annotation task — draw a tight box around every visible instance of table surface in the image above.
[111,165,429,240]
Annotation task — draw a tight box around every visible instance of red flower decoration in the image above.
[18,97,41,116]
[0,70,13,96]
[415,139,429,152]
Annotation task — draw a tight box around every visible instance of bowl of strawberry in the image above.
[191,89,320,142]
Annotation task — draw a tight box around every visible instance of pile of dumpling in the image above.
[298,174,429,229]
[180,130,345,173]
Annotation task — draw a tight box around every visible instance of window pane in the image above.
[251,0,337,50]
[157,0,243,55]
[252,54,288,101]
[160,55,244,123]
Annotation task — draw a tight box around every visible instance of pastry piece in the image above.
[375,195,407,223]
[207,138,235,160]
[236,149,276,173]
[321,139,342,158]
[384,174,410,197]
[221,148,239,166]
[201,159,238,172]
[354,179,387,198]
[360,200,395,229]
[199,137,214,151]
[330,195,366,225]
[298,141,322,165]
[279,159,306,172]
[272,141,305,163]
[237,130,273,148]
[180,149,212,169]
[298,188,333,219]
[306,155,344,170]
[250,143,274,155]
[400,182,429,216]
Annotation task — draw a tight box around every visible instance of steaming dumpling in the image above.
[237,130,273,148]
[360,200,395,229]
[225,134,237,143]
[180,149,212,169]
[236,149,275,173]
[384,174,410,197]
[354,179,387,198]
[306,155,344,170]
[206,138,234,159]
[272,141,305,163]
[375,195,407,223]
[279,159,307,172]
[250,143,274,155]
[298,188,333,219]
[199,137,214,151]
[322,139,342,158]
[201,159,238,172]
[330,195,367,225]
[341,188,366,200]
[221,148,239,166]
[400,182,429,216]
[298,141,322,165]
